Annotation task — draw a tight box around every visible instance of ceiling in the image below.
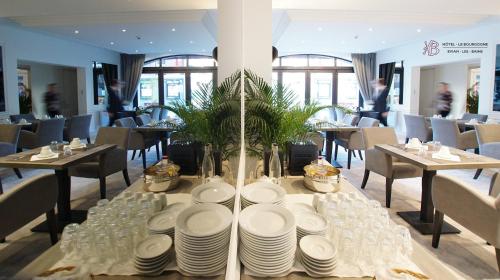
[0,0,499,58]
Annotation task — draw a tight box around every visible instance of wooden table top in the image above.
[316,126,359,132]
[133,125,175,132]
[0,144,116,170]
[375,144,500,171]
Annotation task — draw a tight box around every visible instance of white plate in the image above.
[299,235,336,261]
[70,143,86,149]
[36,152,57,159]
[286,202,316,214]
[148,211,177,232]
[296,212,328,232]
[175,203,232,238]
[239,204,295,238]
[241,182,286,204]
[191,182,235,203]
[135,235,172,260]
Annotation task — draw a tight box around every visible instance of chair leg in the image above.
[353,151,357,158]
[334,144,339,161]
[131,150,137,160]
[432,210,444,248]
[142,149,147,169]
[13,168,22,179]
[361,170,370,189]
[385,178,394,208]
[0,177,3,194]
[87,137,91,144]
[0,238,4,243]
[99,177,106,199]
[46,209,58,245]
[474,169,483,180]
[358,150,363,160]
[155,143,160,161]
[122,169,131,186]
[347,150,352,169]
[495,248,500,272]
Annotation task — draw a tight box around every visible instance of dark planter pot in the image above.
[263,150,285,177]
[197,144,223,176]
[167,141,198,175]
[287,141,318,176]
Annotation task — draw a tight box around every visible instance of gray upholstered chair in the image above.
[404,114,432,143]
[334,117,379,169]
[432,173,500,271]
[69,127,131,199]
[18,118,65,150]
[0,174,58,244]
[135,114,152,126]
[313,107,336,123]
[63,114,92,144]
[160,108,168,120]
[114,117,160,169]
[334,107,345,122]
[430,118,478,150]
[342,114,359,126]
[150,107,161,121]
[9,113,36,123]
[360,127,423,208]
[458,113,488,132]
[308,131,325,156]
[0,124,23,192]
[473,124,500,179]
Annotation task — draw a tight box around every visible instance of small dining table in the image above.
[316,125,360,168]
[375,144,500,235]
[0,144,116,232]
[133,125,175,156]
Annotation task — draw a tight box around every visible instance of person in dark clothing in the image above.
[44,83,61,118]
[107,79,124,126]
[372,78,390,126]
[436,82,453,118]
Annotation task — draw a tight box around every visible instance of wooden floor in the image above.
[0,148,499,279]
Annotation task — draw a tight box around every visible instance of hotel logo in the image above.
[423,40,440,56]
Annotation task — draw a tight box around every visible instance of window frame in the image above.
[393,63,404,105]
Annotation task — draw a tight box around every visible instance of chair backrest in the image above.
[342,114,359,126]
[9,113,36,123]
[357,117,380,128]
[95,127,131,150]
[160,108,168,120]
[66,114,92,140]
[475,124,500,146]
[150,107,161,121]
[114,117,137,128]
[361,127,398,149]
[308,131,325,151]
[0,174,58,238]
[0,124,21,146]
[430,118,460,148]
[313,107,336,123]
[461,113,488,122]
[404,114,429,142]
[136,114,152,126]
[335,107,345,121]
[35,118,65,145]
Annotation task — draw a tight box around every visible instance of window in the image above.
[309,56,334,67]
[391,66,404,105]
[337,72,360,108]
[138,73,159,107]
[282,72,306,105]
[92,62,107,105]
[189,58,216,67]
[281,56,308,67]
[164,73,186,103]
[272,72,278,88]
[162,57,187,67]
[310,73,333,105]
[144,60,160,67]
[191,72,213,107]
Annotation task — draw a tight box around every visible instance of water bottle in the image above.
[201,144,214,183]
[269,143,281,185]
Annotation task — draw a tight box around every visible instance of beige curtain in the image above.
[351,53,376,104]
[120,53,145,104]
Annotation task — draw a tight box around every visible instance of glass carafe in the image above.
[269,143,281,185]
[201,144,214,183]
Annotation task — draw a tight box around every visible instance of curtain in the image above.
[120,53,145,104]
[379,62,396,89]
[351,53,376,104]
[101,63,118,93]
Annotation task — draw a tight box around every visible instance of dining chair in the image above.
[334,117,379,169]
[458,113,488,132]
[18,118,65,149]
[308,131,325,156]
[9,113,36,123]
[68,127,131,199]
[63,114,92,144]
[114,117,160,169]
[404,114,432,143]
[136,114,152,126]
[473,124,500,179]
[150,107,161,121]
[431,173,500,271]
[0,174,58,245]
[430,118,478,150]
[334,107,345,122]
[360,127,423,208]
[0,124,23,193]
[160,108,169,120]
[342,114,359,126]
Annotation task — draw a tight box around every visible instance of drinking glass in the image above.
[394,225,413,258]
[339,230,357,264]
[50,141,58,153]
[63,146,72,156]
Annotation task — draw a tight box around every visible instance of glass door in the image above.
[137,73,159,107]
[163,73,186,104]
[282,72,306,106]
[310,72,333,106]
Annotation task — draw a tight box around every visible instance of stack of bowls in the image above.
[295,212,328,241]
[239,204,296,276]
[298,235,337,277]
[134,234,173,276]
[147,203,187,240]
[191,182,236,210]
[241,182,286,209]
[175,203,233,275]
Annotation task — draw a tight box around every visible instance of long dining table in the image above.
[375,143,500,235]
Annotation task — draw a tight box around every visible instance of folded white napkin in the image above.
[432,153,460,162]
[405,143,427,150]
[69,144,86,150]
[31,153,59,161]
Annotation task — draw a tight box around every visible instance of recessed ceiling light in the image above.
[317,27,323,32]
[416,28,422,33]
[74,30,79,34]
[341,40,345,44]
[149,41,153,44]
[300,40,305,44]
[189,40,194,44]
[382,40,386,44]
[368,27,373,32]
[171,28,176,32]
[168,49,172,52]
[202,49,206,52]
[121,29,127,32]
[135,50,139,53]
[110,41,115,45]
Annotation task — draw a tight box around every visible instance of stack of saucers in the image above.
[286,202,316,214]
[191,182,235,210]
[239,204,296,276]
[175,203,232,275]
[295,211,328,241]
[134,234,173,276]
[241,182,286,209]
[147,203,187,240]
[298,235,337,277]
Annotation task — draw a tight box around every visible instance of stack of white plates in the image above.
[286,202,316,214]
[298,235,337,277]
[239,204,296,276]
[147,203,187,240]
[175,203,232,275]
[295,212,328,241]
[241,182,286,209]
[134,234,173,276]
[191,182,235,210]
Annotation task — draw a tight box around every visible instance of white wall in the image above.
[0,22,120,132]
[377,22,500,131]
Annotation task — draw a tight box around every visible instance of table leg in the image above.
[161,132,169,156]
[324,131,342,168]
[398,170,460,235]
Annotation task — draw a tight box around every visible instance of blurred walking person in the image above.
[436,82,453,118]
[107,79,124,126]
[372,78,389,126]
[44,83,61,118]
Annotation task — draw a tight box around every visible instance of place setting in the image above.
[30,145,59,161]
[191,181,236,210]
